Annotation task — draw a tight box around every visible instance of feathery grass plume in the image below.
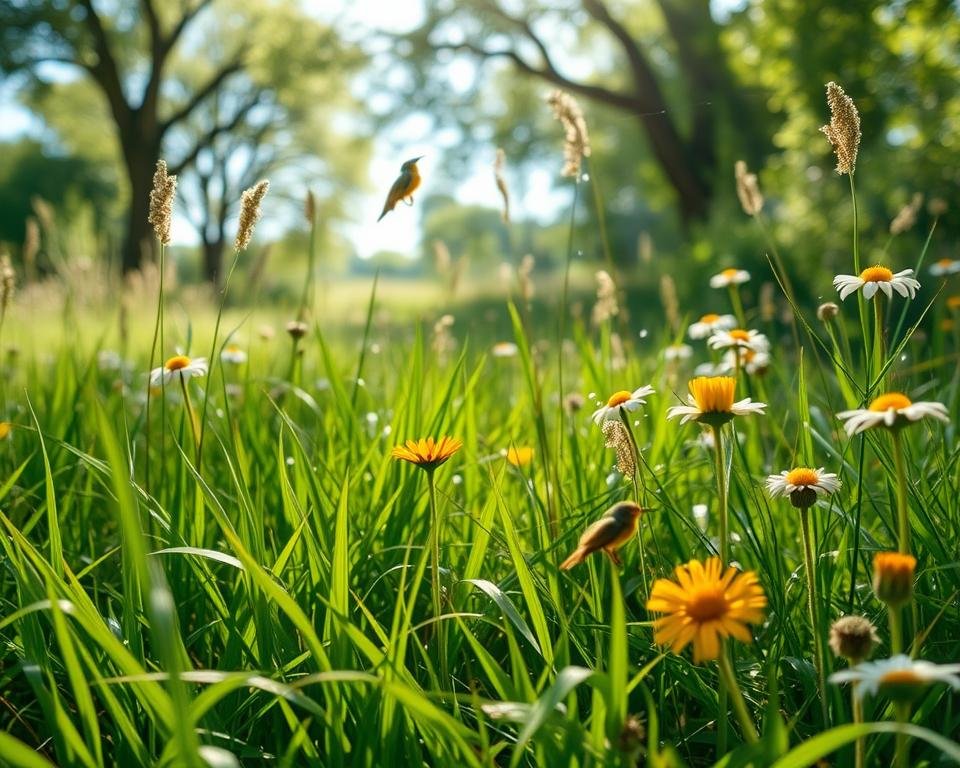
[0,253,14,317]
[734,160,764,216]
[547,89,591,178]
[235,180,270,252]
[518,254,535,301]
[659,274,680,334]
[820,82,861,175]
[493,148,511,223]
[147,160,177,245]
[602,420,636,478]
[591,270,619,325]
[890,192,923,235]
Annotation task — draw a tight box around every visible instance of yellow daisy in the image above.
[391,436,463,470]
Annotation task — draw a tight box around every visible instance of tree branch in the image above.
[169,91,264,175]
[74,0,132,131]
[159,54,245,136]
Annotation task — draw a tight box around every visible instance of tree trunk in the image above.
[121,142,160,273]
[638,113,710,222]
[202,239,225,288]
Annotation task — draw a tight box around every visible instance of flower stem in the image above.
[873,294,886,386]
[717,648,759,744]
[852,686,865,768]
[800,506,829,726]
[711,423,729,755]
[728,285,746,327]
[179,376,201,466]
[890,429,910,555]
[619,412,648,593]
[894,701,911,768]
[889,603,903,656]
[426,469,448,685]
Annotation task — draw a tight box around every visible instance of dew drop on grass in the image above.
[639,329,648,338]
[452,474,463,485]
[285,456,295,466]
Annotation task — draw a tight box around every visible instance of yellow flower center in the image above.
[700,313,720,323]
[879,670,923,686]
[730,329,751,342]
[937,258,953,268]
[686,587,728,622]
[607,390,633,407]
[859,265,894,283]
[785,467,819,487]
[869,392,912,411]
[947,295,960,310]
[688,376,736,413]
[721,268,739,279]
[164,355,191,371]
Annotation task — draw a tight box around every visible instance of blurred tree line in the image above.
[0,0,958,302]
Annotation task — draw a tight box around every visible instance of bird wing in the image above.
[378,173,411,220]
[577,515,623,552]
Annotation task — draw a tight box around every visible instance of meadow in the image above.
[1,85,960,768]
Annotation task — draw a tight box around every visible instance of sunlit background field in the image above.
[1,1,960,767]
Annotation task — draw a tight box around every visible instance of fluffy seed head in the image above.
[148,160,177,245]
[235,180,270,251]
[493,148,510,224]
[547,90,591,178]
[734,160,764,216]
[602,420,635,478]
[820,81,861,175]
[817,302,840,322]
[829,615,879,663]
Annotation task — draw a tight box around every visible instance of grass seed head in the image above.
[148,160,177,245]
[829,615,879,663]
[235,180,270,252]
[547,89,591,178]
[493,148,510,223]
[734,160,764,216]
[820,81,861,175]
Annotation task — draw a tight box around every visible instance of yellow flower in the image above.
[646,557,767,663]
[0,422,11,441]
[873,552,916,607]
[666,376,766,426]
[837,392,949,435]
[391,436,463,470]
[504,446,534,467]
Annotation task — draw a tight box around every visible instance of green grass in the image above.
[1,208,960,767]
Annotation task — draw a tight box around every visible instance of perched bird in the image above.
[559,501,643,570]
[377,156,423,221]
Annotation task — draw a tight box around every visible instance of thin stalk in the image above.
[145,242,166,495]
[619,412,648,594]
[711,423,729,755]
[894,701,911,768]
[891,429,910,554]
[800,506,829,725]
[426,469,448,684]
[849,175,871,385]
[852,687,865,768]
[717,649,759,744]
[889,604,903,656]
[727,285,746,327]
[179,376,201,466]
[873,295,885,388]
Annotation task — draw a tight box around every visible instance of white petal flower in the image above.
[220,344,248,364]
[830,654,960,700]
[665,376,765,426]
[708,328,770,353]
[766,467,841,498]
[663,343,693,361]
[836,392,949,436]
[833,266,920,302]
[709,268,751,288]
[591,385,656,425]
[929,258,960,277]
[721,348,770,376]
[492,341,519,358]
[149,355,208,386]
[688,313,737,340]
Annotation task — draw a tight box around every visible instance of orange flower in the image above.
[391,436,463,470]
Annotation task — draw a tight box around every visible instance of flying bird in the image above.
[559,501,643,570]
[377,156,423,222]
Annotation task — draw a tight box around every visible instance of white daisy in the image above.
[929,258,960,277]
[836,392,949,436]
[663,343,693,362]
[833,266,920,301]
[830,655,960,701]
[491,341,519,358]
[591,385,656,425]
[666,376,766,426]
[149,355,208,387]
[694,361,726,377]
[709,268,751,289]
[721,348,771,376]
[220,344,248,364]
[688,313,737,340]
[708,328,770,353]
[766,467,841,508]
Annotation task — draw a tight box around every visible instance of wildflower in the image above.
[149,355,208,387]
[708,328,769,353]
[235,180,270,252]
[709,268,750,289]
[564,392,585,413]
[258,324,276,340]
[929,258,960,277]
[722,348,770,376]
[602,420,635,478]
[148,160,177,245]
[889,193,923,235]
[286,320,309,340]
[688,313,736,340]
[493,148,510,223]
[667,376,766,426]
[0,422,12,441]
[873,552,916,607]
[646,557,767,663]
[547,90,591,178]
[592,385,656,425]
[948,296,960,311]
[828,616,879,664]
[830,655,960,701]
[817,302,840,322]
[693,361,726,377]
[766,467,841,509]
[663,343,693,362]
[491,341,518,358]
[928,198,948,217]
[391,436,463,470]
[221,344,248,365]
[820,81,861,175]
[836,392,949,435]
[503,446,534,467]
[833,265,920,301]
[734,160,763,216]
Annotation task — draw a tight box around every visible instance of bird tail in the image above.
[559,547,587,570]
[377,208,388,222]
